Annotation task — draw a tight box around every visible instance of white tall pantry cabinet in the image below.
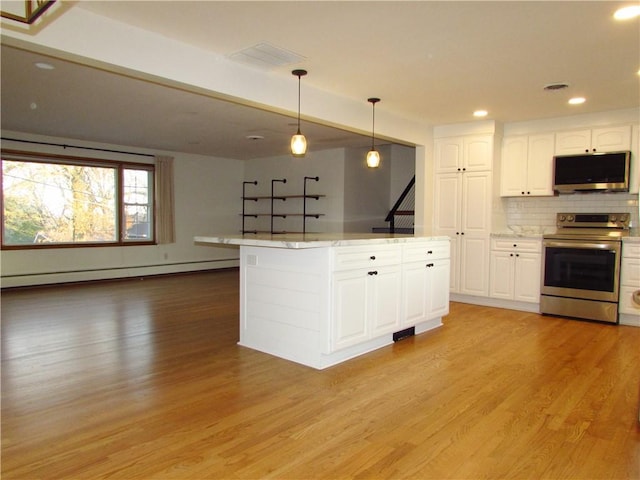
[433,130,496,297]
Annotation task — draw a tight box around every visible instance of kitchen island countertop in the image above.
[195,233,449,249]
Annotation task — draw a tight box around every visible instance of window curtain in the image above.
[155,155,175,244]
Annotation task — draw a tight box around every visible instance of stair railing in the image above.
[384,176,415,234]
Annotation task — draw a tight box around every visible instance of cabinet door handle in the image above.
[633,290,640,306]
[427,250,433,254]
[368,271,378,276]
[515,254,519,257]
[513,244,517,247]
[370,255,376,260]
[426,263,434,268]
[510,253,514,257]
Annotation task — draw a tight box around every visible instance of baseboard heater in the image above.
[393,326,415,342]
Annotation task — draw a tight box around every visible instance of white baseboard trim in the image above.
[1,259,240,288]
[450,293,540,313]
[619,314,640,327]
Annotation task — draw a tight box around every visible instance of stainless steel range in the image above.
[540,213,630,324]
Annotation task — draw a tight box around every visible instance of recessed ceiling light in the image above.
[568,97,586,105]
[34,62,54,70]
[614,5,640,20]
[473,110,488,117]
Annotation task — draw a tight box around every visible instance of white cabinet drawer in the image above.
[403,241,450,263]
[332,244,401,271]
[491,238,541,253]
[622,243,640,258]
[619,285,640,315]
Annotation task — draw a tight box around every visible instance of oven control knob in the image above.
[610,215,617,222]
[559,214,566,221]
[567,215,574,222]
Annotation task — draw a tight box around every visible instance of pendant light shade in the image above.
[291,131,307,156]
[366,97,381,168]
[291,69,307,157]
[366,149,381,168]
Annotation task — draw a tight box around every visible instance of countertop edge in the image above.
[195,234,450,249]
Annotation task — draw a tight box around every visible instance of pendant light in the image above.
[366,97,381,168]
[291,69,308,157]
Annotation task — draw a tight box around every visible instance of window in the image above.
[1,150,155,248]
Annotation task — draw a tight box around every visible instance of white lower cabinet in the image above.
[619,242,640,319]
[332,265,402,351]
[330,240,450,353]
[402,256,450,326]
[458,235,490,296]
[489,237,541,303]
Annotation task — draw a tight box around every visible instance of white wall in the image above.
[1,132,244,287]
[343,146,391,233]
[242,149,346,233]
[389,144,416,206]
[243,145,417,234]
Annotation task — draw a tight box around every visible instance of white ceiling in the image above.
[1,1,639,159]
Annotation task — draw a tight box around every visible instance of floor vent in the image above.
[393,326,415,342]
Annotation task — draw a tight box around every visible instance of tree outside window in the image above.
[1,152,154,248]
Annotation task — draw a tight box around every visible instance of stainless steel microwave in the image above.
[553,151,631,193]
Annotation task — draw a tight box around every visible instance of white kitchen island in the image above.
[195,233,450,369]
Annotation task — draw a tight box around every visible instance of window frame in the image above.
[1,149,156,250]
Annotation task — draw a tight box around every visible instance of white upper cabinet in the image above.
[501,133,554,197]
[435,137,463,172]
[500,136,527,197]
[555,125,631,155]
[435,135,493,173]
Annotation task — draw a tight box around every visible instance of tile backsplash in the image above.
[504,193,639,230]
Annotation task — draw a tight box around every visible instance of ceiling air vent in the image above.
[544,82,570,91]
[228,43,306,70]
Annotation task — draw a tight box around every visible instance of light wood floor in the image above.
[2,269,639,479]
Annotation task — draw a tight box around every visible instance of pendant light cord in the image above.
[292,69,307,136]
[371,101,376,150]
[297,74,301,134]
[368,97,380,150]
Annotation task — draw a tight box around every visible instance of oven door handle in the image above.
[543,240,619,251]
